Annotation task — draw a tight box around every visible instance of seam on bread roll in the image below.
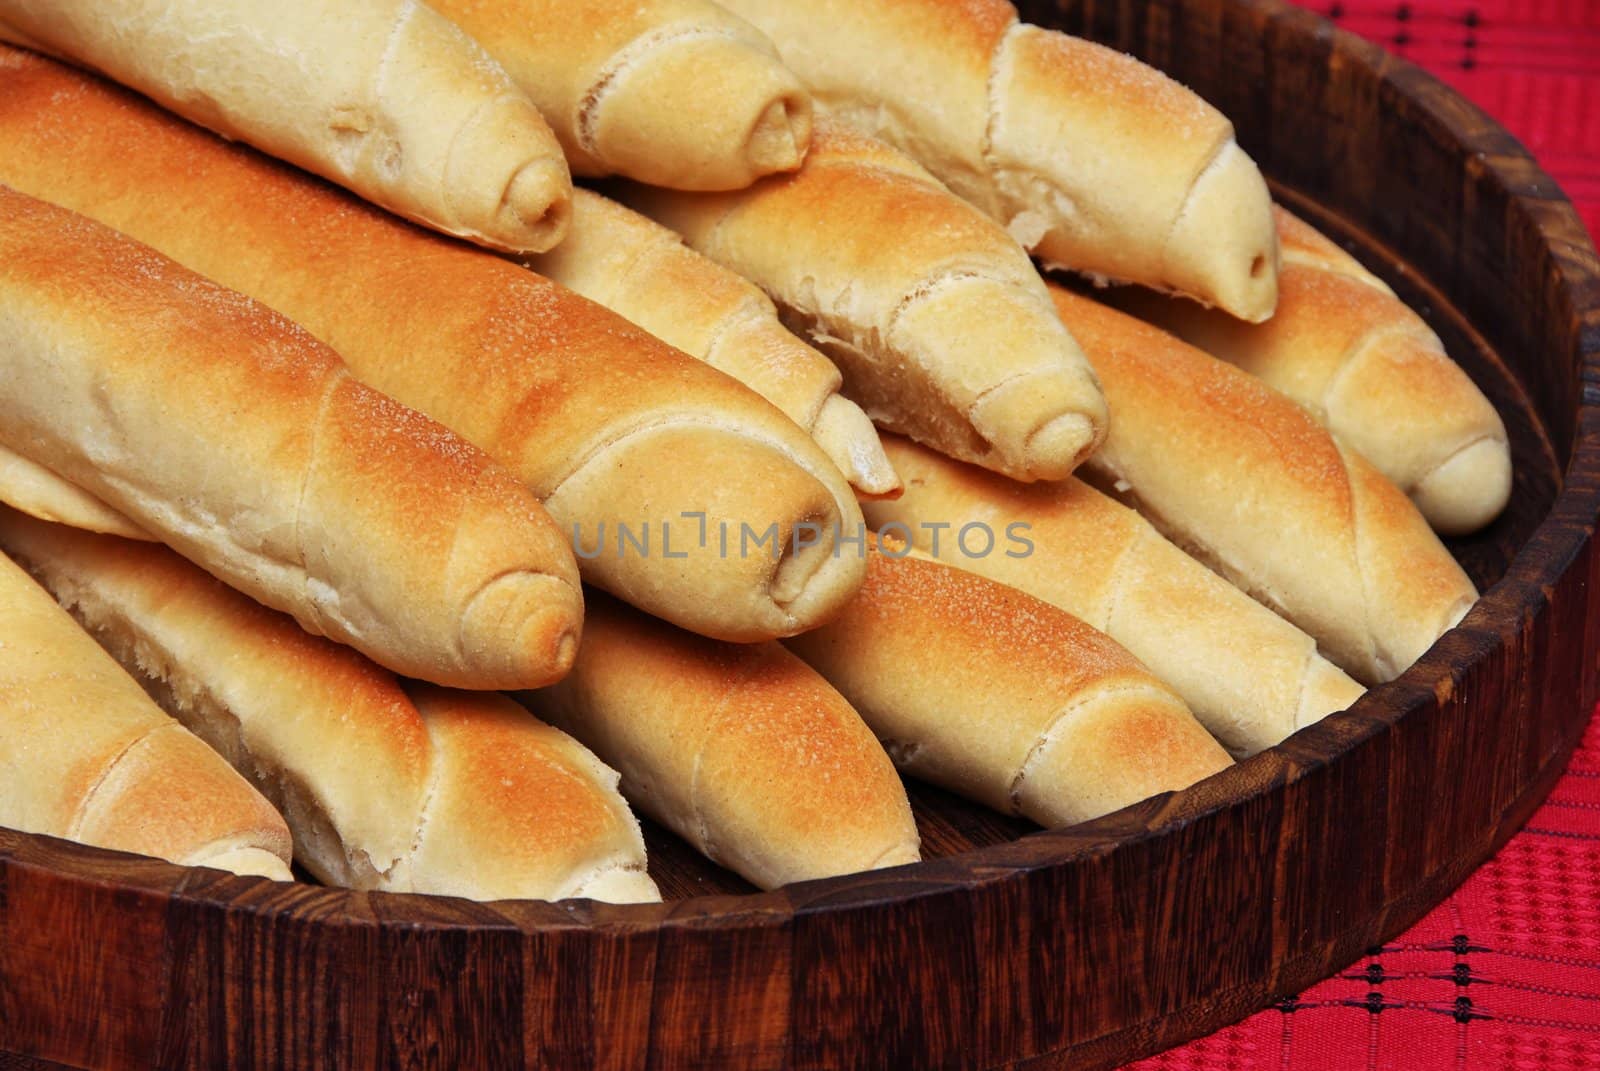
[978,22,1022,186]
[1341,442,1386,678]
[579,25,739,155]
[64,721,160,842]
[549,412,853,620]
[531,592,918,889]
[1009,680,1171,813]
[396,727,448,885]
[1160,134,1237,280]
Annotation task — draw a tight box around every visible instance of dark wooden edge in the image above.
[2,2,1598,1068]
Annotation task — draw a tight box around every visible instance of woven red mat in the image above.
[1128,3,1600,1067]
[1128,707,1600,1069]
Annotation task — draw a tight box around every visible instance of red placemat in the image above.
[1128,3,1600,1067]
[1129,707,1600,1070]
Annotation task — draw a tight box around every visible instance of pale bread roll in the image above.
[0,47,864,643]
[525,593,920,890]
[1056,287,1478,685]
[0,0,571,251]
[617,121,1108,482]
[1109,206,1512,535]
[428,0,811,190]
[0,548,291,880]
[863,436,1365,757]
[0,184,582,690]
[784,545,1232,826]
[718,0,1278,321]
[0,510,657,903]
[527,188,898,496]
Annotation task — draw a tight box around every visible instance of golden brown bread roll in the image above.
[0,46,864,643]
[526,188,899,497]
[1108,206,1512,535]
[0,184,582,691]
[718,0,1278,321]
[0,547,291,880]
[0,0,570,252]
[617,121,1108,482]
[0,510,658,903]
[524,593,920,890]
[784,545,1232,826]
[427,0,811,190]
[863,437,1364,757]
[1056,287,1478,685]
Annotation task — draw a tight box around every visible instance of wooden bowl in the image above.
[3,1,1598,1068]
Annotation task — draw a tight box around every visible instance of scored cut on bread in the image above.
[523,592,920,891]
[527,188,899,497]
[784,544,1232,827]
[0,0,571,252]
[0,183,583,691]
[0,509,658,903]
[0,46,865,644]
[1107,206,1512,535]
[617,120,1108,483]
[863,436,1365,757]
[717,0,1278,321]
[427,0,812,190]
[1056,286,1478,685]
[0,545,291,880]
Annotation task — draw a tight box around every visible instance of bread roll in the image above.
[617,121,1108,482]
[527,189,898,496]
[525,593,920,890]
[717,0,1277,321]
[1056,287,1478,685]
[0,47,863,643]
[1108,207,1511,535]
[427,0,810,190]
[0,444,150,541]
[0,510,656,903]
[785,545,1231,826]
[0,184,582,690]
[863,437,1364,756]
[0,547,291,880]
[0,0,570,252]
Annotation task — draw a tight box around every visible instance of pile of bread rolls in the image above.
[0,0,1509,903]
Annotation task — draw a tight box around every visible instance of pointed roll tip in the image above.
[1411,437,1513,536]
[188,846,294,881]
[583,32,813,190]
[970,370,1109,482]
[571,863,662,904]
[1294,657,1368,737]
[499,155,573,252]
[744,89,814,176]
[1014,687,1233,828]
[813,393,902,497]
[442,87,572,252]
[548,422,865,641]
[458,570,585,690]
[1023,411,1101,480]
[1164,140,1280,323]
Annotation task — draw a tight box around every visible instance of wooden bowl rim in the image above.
[4,0,1599,941]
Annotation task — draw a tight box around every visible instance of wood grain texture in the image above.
[2,0,1598,1067]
